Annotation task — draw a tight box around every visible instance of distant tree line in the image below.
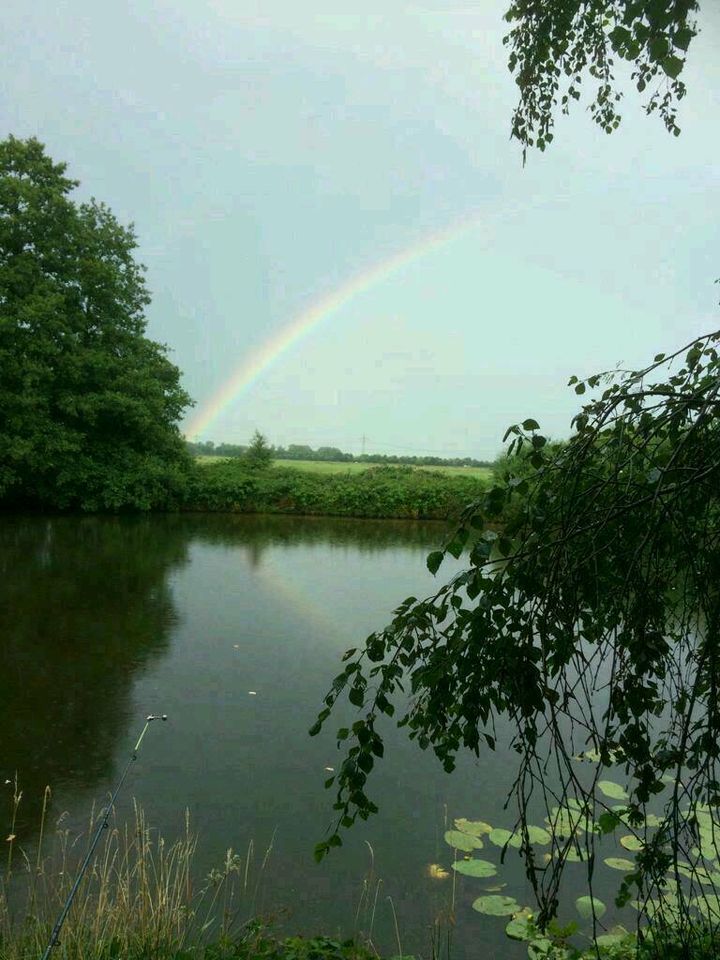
[186,439,492,469]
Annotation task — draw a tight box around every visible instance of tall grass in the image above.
[1,782,456,960]
[0,782,272,960]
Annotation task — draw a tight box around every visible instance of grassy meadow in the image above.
[196,456,494,482]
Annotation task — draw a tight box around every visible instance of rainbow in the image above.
[184,203,530,440]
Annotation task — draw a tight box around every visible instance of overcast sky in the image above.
[1,1,718,458]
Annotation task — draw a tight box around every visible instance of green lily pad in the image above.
[444,829,483,852]
[505,908,535,941]
[452,858,497,878]
[526,825,551,845]
[604,857,635,871]
[692,895,720,920]
[674,864,720,886]
[557,845,589,862]
[488,827,521,848]
[633,897,682,921]
[472,894,520,916]
[644,814,664,828]
[454,818,493,837]
[620,835,644,852]
[527,939,554,958]
[598,780,628,800]
[596,927,630,948]
[575,896,606,920]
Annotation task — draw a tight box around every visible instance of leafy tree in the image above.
[504,0,700,157]
[0,136,192,510]
[244,430,274,469]
[313,3,719,954]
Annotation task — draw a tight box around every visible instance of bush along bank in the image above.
[185,462,487,520]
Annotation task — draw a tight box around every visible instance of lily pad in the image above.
[488,827,521,848]
[444,829,483,852]
[644,814,664,828]
[692,895,720,920]
[454,818,493,837]
[632,896,682,921]
[620,835,644,852]
[575,896,606,920]
[604,857,635,871]
[452,858,497,878]
[564,846,590,863]
[472,894,520,916]
[527,825,552,845]
[505,908,535,941]
[527,939,554,958]
[598,780,628,800]
[596,927,630,948]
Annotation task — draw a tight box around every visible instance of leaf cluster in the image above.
[312,328,720,951]
[502,0,700,158]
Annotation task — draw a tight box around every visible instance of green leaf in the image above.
[598,780,628,800]
[674,26,694,51]
[522,418,540,431]
[454,818,493,837]
[596,927,630,948]
[575,896,606,920]
[471,894,520,916]
[488,827,512,847]
[426,551,444,575]
[527,939,554,958]
[597,811,620,835]
[526,825,551,845]
[452,858,497,878]
[444,830,484,852]
[564,846,589,862]
[604,857,635,871]
[620,835,644,852]
[661,55,684,79]
[505,909,535,941]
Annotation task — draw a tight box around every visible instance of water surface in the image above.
[1,514,540,958]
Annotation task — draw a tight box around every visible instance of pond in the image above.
[0,514,577,958]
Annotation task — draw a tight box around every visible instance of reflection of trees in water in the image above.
[177,513,446,568]
[0,516,190,832]
[0,512,441,833]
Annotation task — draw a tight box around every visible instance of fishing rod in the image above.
[40,714,168,960]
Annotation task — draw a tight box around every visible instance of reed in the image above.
[0,790,271,960]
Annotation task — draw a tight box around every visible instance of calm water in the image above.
[0,514,564,958]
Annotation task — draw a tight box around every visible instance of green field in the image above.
[197,456,493,481]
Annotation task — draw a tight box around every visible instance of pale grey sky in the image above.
[1,2,718,457]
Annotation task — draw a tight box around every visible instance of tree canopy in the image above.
[0,137,192,510]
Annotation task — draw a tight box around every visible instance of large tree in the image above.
[313,2,718,955]
[0,137,192,510]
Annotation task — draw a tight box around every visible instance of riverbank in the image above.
[0,793,421,960]
[184,462,487,520]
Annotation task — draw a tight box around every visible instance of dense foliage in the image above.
[504,0,700,157]
[313,331,720,954]
[0,137,192,511]
[187,461,487,520]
